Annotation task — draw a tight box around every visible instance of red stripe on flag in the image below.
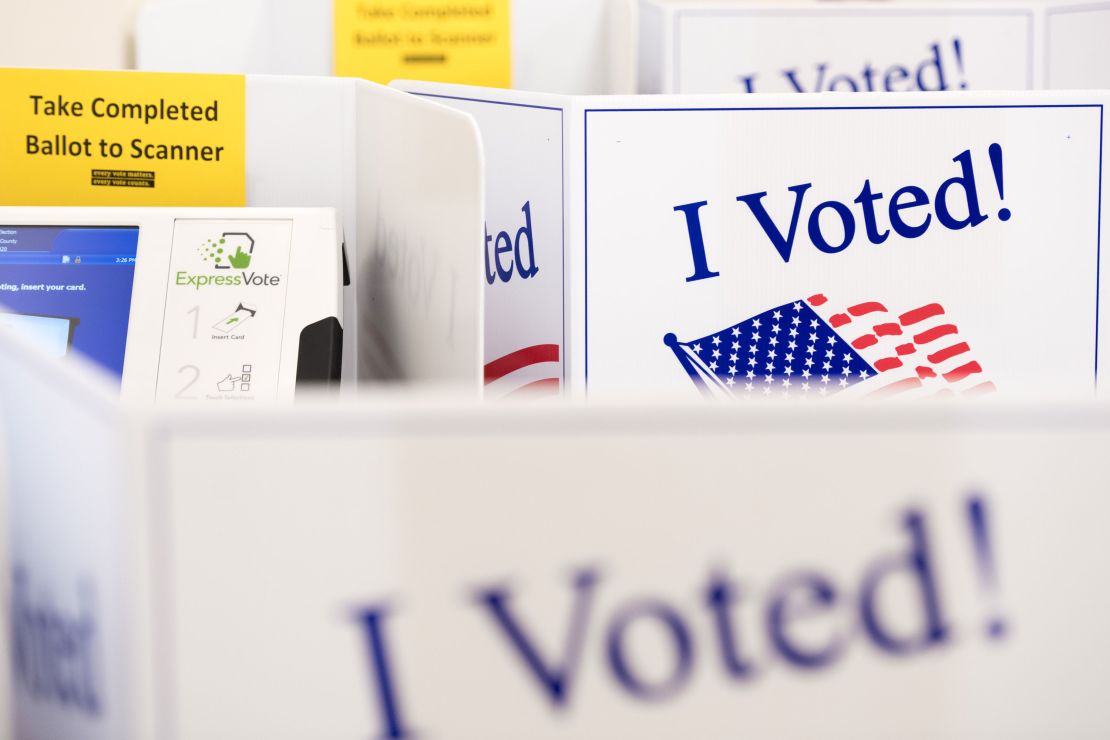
[829,313,851,328]
[848,301,887,316]
[874,323,902,336]
[914,324,958,344]
[900,304,945,326]
[916,366,937,379]
[852,334,878,349]
[927,342,970,364]
[808,294,828,306]
[874,357,903,372]
[963,381,997,397]
[896,343,916,355]
[484,344,560,384]
[943,361,982,383]
[506,378,560,397]
[867,377,923,398]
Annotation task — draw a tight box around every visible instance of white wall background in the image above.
[0,0,144,69]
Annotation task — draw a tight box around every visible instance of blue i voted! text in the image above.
[485,201,539,285]
[674,144,1010,282]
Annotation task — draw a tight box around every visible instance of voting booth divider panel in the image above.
[3,330,1110,738]
[394,82,1110,403]
[638,0,1110,94]
[241,75,487,387]
[0,334,154,739]
[398,87,570,397]
[350,84,485,383]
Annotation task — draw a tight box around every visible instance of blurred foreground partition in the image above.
[3,330,1110,738]
[135,0,636,94]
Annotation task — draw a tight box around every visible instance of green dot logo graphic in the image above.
[202,232,254,270]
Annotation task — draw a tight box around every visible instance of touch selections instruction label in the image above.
[0,69,246,206]
[156,219,293,403]
[333,0,511,86]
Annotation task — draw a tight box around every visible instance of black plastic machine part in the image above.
[294,238,348,390]
[295,317,343,389]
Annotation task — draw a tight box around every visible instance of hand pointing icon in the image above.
[228,245,252,269]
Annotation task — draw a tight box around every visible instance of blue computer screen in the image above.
[0,226,139,379]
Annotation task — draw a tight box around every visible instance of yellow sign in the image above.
[334,0,511,87]
[0,69,245,206]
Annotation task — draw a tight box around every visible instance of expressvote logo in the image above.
[176,231,281,290]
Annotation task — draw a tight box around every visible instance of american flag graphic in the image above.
[484,343,561,397]
[664,294,994,400]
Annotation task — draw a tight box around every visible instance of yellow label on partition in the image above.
[0,69,245,206]
[334,0,511,87]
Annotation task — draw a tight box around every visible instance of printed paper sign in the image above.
[641,1,1110,94]
[663,7,1033,93]
[583,104,1103,399]
[334,0,511,86]
[0,69,245,207]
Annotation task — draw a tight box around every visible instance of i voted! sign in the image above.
[354,496,1008,737]
[666,143,1011,399]
[585,100,1104,400]
[395,83,1108,400]
[6,329,1110,738]
[638,0,1110,94]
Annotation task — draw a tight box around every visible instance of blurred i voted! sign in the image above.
[638,0,1110,94]
[3,331,1110,737]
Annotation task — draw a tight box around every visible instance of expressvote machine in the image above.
[0,207,343,403]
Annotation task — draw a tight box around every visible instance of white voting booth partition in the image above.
[217,74,484,385]
[638,0,1110,94]
[393,82,1110,402]
[3,330,1110,738]
[134,0,637,94]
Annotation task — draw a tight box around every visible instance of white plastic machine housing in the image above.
[0,207,343,404]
